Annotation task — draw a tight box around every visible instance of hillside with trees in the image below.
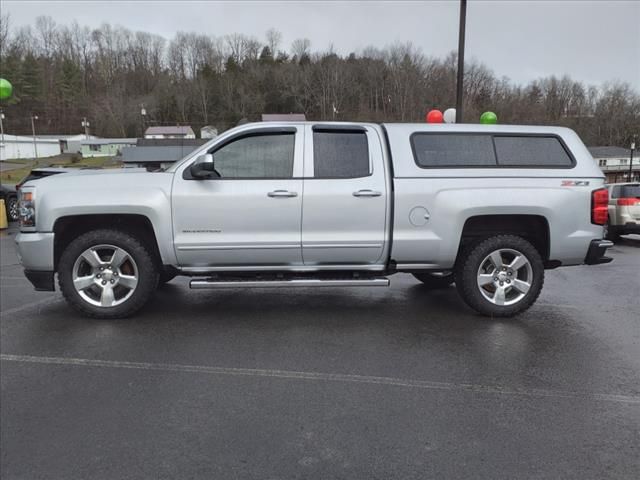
[0,15,638,146]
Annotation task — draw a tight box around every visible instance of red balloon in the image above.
[426,109,443,123]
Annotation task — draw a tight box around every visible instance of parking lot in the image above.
[1,225,639,479]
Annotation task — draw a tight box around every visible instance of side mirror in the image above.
[189,154,219,179]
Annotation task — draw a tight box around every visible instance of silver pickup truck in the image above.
[15,122,613,319]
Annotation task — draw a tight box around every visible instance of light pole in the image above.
[31,114,39,159]
[629,136,636,182]
[140,105,147,138]
[455,0,467,123]
[81,117,90,139]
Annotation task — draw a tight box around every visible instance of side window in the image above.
[610,185,621,199]
[411,134,496,168]
[212,133,295,178]
[494,136,573,167]
[313,130,370,178]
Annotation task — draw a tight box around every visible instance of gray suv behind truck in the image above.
[15,122,613,319]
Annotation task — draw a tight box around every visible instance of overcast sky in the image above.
[4,0,639,86]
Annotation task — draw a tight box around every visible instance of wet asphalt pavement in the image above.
[1,226,639,479]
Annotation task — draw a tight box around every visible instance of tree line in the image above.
[0,15,638,147]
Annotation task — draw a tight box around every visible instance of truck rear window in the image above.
[411,133,574,168]
[494,136,574,167]
[411,134,496,167]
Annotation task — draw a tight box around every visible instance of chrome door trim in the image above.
[177,244,300,251]
[303,243,383,249]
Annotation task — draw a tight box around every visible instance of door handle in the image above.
[268,190,298,198]
[353,189,382,197]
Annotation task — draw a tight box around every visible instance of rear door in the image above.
[301,125,388,266]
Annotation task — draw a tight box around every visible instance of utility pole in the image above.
[81,117,90,139]
[455,0,467,123]
[31,114,39,159]
[629,135,636,181]
[140,105,147,138]
[0,111,4,162]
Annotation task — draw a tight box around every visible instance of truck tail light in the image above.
[591,188,608,225]
[617,198,640,206]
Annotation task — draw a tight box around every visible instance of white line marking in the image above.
[1,353,638,405]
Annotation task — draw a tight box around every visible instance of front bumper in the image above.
[15,232,55,270]
[584,239,614,265]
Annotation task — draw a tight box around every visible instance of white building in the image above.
[38,134,97,154]
[144,126,195,139]
[0,134,62,160]
[588,146,639,183]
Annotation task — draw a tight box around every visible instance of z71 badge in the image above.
[561,180,590,186]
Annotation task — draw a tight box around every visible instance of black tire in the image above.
[412,271,455,289]
[58,229,159,319]
[6,196,19,222]
[454,235,544,318]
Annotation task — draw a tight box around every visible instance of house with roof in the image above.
[80,138,138,158]
[144,126,195,139]
[588,146,638,183]
[121,138,208,170]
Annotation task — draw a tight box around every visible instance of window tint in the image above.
[212,133,294,178]
[313,130,370,178]
[494,136,573,167]
[620,185,640,198]
[411,134,496,168]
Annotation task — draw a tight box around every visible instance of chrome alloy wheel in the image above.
[8,197,19,221]
[72,244,139,307]
[476,248,533,306]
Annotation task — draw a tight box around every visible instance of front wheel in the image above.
[455,235,544,317]
[58,229,159,319]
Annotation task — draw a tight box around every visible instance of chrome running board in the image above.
[190,277,390,289]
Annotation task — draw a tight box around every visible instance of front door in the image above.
[172,126,304,268]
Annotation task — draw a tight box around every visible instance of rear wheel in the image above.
[58,229,159,319]
[412,271,455,289]
[455,235,544,317]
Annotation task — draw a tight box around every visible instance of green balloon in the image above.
[480,111,497,124]
[0,78,12,100]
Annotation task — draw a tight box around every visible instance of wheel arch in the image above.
[53,214,163,272]
[456,214,551,265]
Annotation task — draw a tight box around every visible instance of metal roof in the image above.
[81,138,138,146]
[144,126,195,135]
[121,145,199,163]
[588,146,631,158]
